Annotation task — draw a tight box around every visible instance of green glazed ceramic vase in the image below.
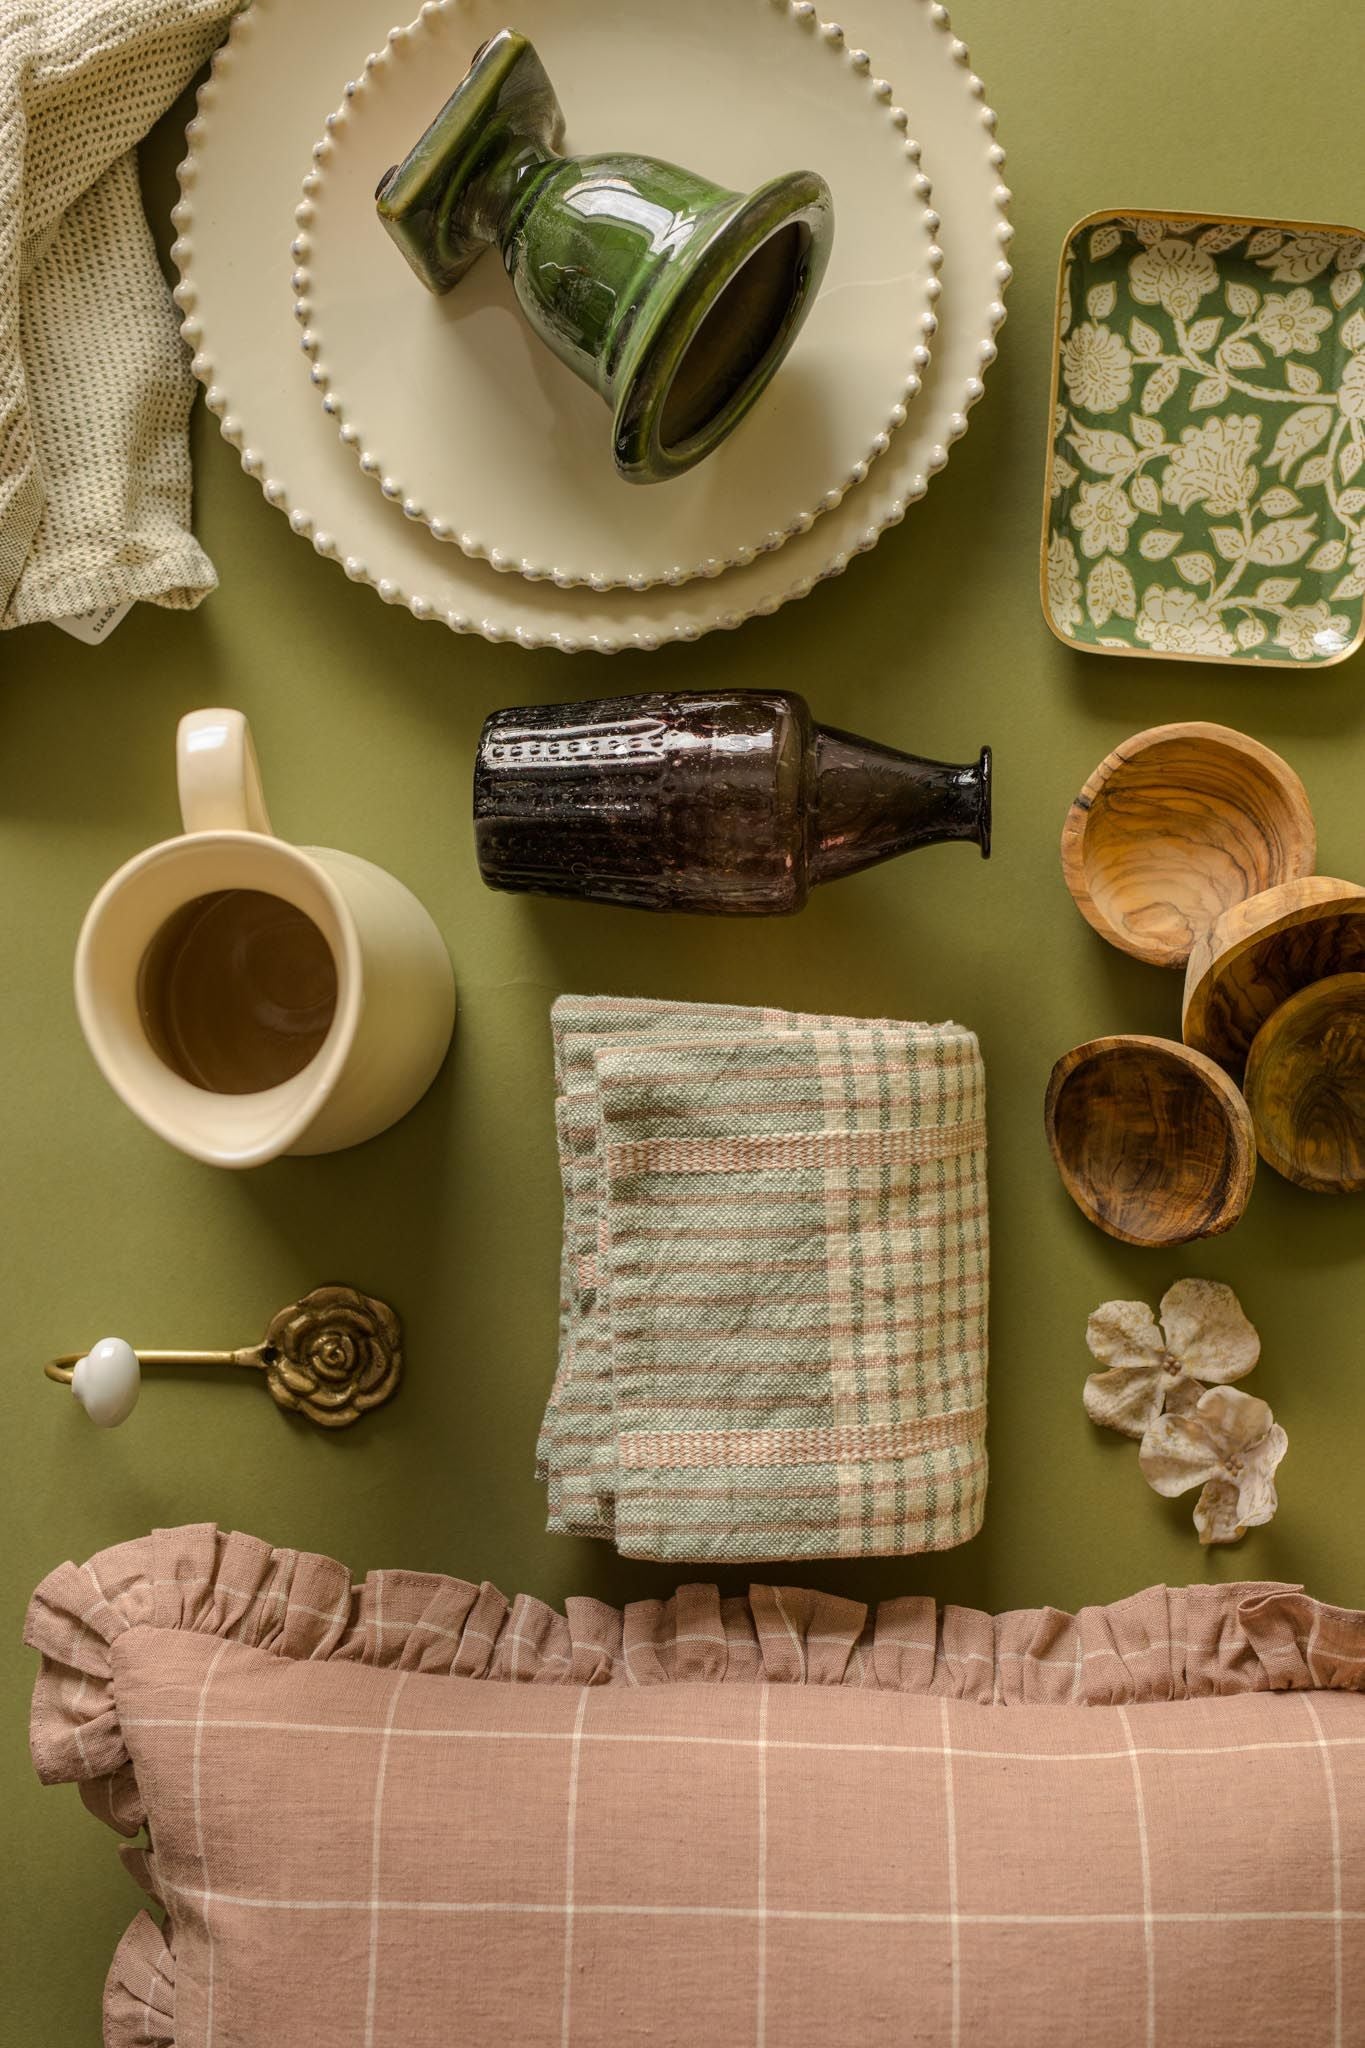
[375,28,835,484]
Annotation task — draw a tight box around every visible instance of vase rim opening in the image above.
[612,170,834,485]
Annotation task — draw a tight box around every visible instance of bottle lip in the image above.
[976,745,992,860]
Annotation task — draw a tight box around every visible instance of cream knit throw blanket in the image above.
[1,0,237,629]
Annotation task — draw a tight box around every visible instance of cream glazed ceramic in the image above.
[74,711,456,1168]
[171,0,1011,650]
[294,0,942,591]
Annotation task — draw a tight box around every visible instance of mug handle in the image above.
[177,709,275,836]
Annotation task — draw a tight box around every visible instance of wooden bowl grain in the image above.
[1244,973,1365,1195]
[1182,877,1365,1073]
[1060,723,1315,970]
[1045,1034,1255,1246]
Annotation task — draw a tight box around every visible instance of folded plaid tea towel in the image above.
[537,995,989,1563]
[1,0,235,629]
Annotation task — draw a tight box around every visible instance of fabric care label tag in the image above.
[52,601,134,645]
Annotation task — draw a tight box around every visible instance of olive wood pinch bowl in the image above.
[1045,1034,1255,1247]
[1182,877,1365,1073]
[1244,973,1365,1195]
[1060,722,1315,970]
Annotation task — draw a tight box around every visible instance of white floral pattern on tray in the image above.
[1042,211,1365,669]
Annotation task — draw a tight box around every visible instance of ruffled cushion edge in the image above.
[26,1525,1364,1805]
[104,1911,174,2048]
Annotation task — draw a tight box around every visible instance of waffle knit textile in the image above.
[0,0,235,629]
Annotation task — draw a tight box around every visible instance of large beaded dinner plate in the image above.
[293,0,942,592]
[173,0,1012,651]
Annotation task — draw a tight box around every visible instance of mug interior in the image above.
[138,888,339,1095]
[75,834,360,1168]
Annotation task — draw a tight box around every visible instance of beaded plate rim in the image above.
[170,0,1013,651]
[291,0,944,592]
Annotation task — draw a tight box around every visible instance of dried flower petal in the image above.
[1138,1406,1227,1497]
[1084,1282,1262,1448]
[1192,1478,1245,1546]
[1195,1383,1275,1453]
[1141,1386,1286,1545]
[1192,1418,1287,1546]
[1083,1364,1166,1440]
[1158,1279,1260,1384]
[1085,1300,1166,1370]
[1162,1375,1204,1419]
[1234,1422,1288,1528]
[1085,1283,1280,1546]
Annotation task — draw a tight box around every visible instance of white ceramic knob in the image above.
[70,1338,141,1428]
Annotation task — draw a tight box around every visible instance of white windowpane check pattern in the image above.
[1303,1694,1346,2048]
[1117,1706,1156,2048]
[24,1529,1365,2047]
[49,1631,1365,2048]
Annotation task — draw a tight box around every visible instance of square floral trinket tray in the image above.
[1042,209,1365,668]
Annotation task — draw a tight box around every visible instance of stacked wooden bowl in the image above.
[1047,722,1364,1245]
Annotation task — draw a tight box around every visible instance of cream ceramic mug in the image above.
[75,709,456,1167]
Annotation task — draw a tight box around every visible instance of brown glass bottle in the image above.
[473,691,990,915]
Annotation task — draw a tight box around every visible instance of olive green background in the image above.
[3,2,1363,2037]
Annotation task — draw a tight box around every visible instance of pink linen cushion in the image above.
[27,1525,1365,2048]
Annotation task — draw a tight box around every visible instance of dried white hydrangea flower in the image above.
[1139,1384,1288,1547]
[1083,1279,1260,1441]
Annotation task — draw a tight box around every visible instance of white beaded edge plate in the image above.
[172,0,1012,652]
[291,0,943,592]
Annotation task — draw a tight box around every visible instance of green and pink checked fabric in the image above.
[538,996,989,1562]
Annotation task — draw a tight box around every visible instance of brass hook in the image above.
[44,1286,402,1430]
[44,1348,259,1386]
